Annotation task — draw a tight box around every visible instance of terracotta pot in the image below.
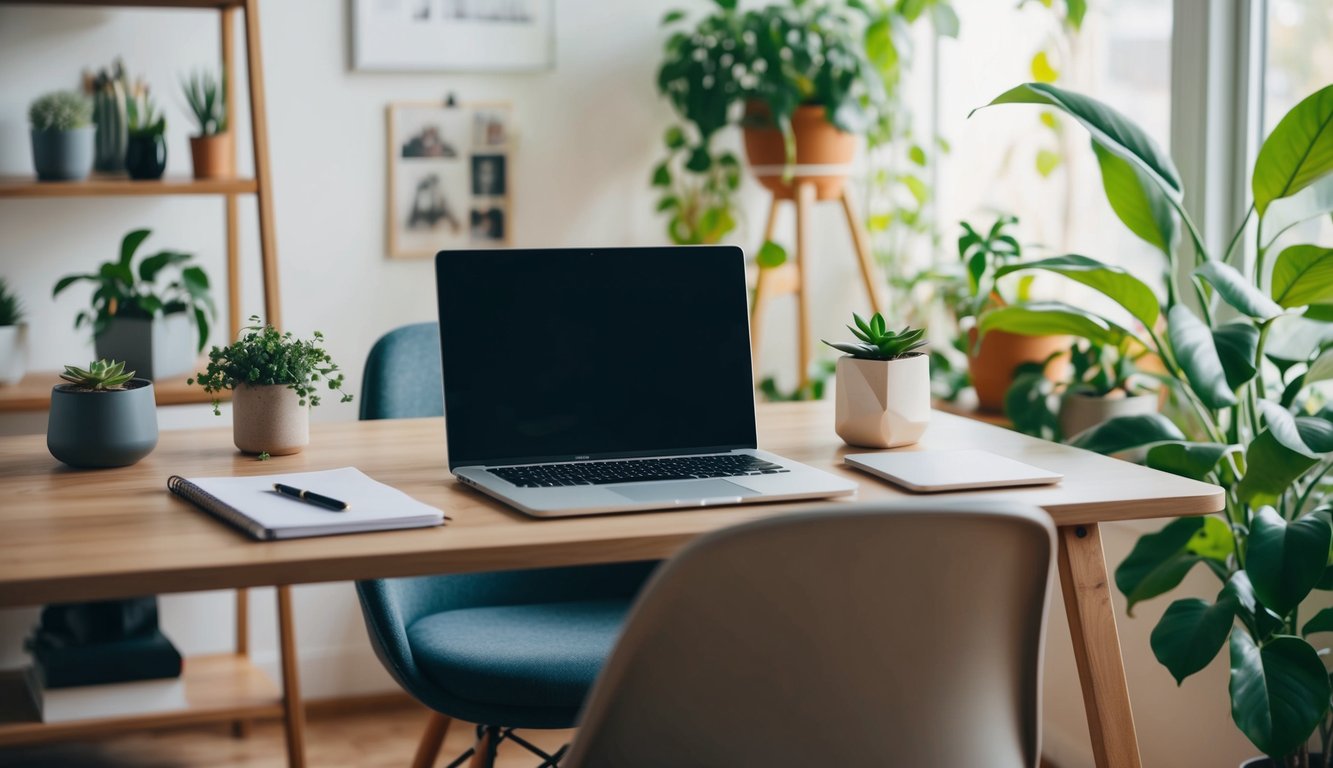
[189,133,234,179]
[1057,391,1159,441]
[742,103,856,201]
[231,383,308,456]
[834,354,931,448]
[967,327,1070,413]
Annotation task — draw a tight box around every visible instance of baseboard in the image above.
[304,690,417,718]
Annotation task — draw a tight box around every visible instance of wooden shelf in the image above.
[0,653,281,746]
[0,1,243,8]
[0,368,230,412]
[0,175,258,199]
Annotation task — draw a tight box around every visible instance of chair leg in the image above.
[467,725,500,768]
[411,712,452,768]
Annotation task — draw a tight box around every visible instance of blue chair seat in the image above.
[408,598,632,710]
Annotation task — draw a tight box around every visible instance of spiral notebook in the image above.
[168,467,446,540]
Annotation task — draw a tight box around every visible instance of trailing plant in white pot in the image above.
[826,313,930,449]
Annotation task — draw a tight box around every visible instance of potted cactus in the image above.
[86,59,131,174]
[0,278,27,386]
[48,360,159,468]
[825,313,931,448]
[190,317,353,456]
[182,69,231,179]
[53,229,214,380]
[125,88,167,180]
[29,91,94,182]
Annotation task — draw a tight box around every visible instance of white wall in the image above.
[0,3,1274,766]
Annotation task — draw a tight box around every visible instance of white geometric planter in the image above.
[0,324,28,385]
[834,353,931,449]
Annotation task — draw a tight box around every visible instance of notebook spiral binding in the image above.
[167,475,271,540]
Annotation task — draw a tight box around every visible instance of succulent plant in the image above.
[127,89,165,137]
[0,279,24,327]
[60,359,136,391]
[824,313,927,361]
[29,91,93,132]
[181,70,227,136]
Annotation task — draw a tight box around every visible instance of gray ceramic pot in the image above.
[94,313,196,381]
[30,126,95,181]
[47,379,158,468]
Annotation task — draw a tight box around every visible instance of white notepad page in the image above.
[184,467,445,539]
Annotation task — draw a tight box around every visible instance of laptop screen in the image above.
[436,246,758,468]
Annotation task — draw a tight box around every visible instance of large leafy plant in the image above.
[52,229,215,353]
[975,81,1333,764]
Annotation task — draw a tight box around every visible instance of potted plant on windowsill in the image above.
[1003,338,1157,442]
[29,90,94,182]
[825,313,929,449]
[182,69,231,180]
[125,87,167,181]
[975,80,1333,767]
[957,214,1069,411]
[53,229,214,380]
[48,360,158,468]
[190,317,353,456]
[0,278,28,386]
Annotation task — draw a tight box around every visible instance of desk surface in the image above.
[0,402,1222,608]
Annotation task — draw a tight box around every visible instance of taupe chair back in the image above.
[564,501,1056,768]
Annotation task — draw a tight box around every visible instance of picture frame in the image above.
[353,0,555,72]
[386,100,512,259]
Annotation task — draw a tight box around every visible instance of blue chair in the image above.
[355,323,655,767]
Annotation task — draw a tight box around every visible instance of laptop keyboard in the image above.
[489,454,790,488]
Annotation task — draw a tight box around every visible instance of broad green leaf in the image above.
[908,144,927,166]
[1064,0,1087,29]
[1213,322,1260,390]
[995,254,1161,328]
[1146,442,1231,481]
[1296,416,1333,453]
[1258,401,1317,459]
[978,83,1182,205]
[1263,175,1333,248]
[1252,84,1333,216]
[1004,367,1057,439]
[930,2,960,38]
[1115,516,1229,614]
[1246,507,1331,615]
[660,9,685,25]
[1030,51,1058,83]
[52,273,96,297]
[979,302,1124,346]
[755,240,786,269]
[1307,347,1333,387]
[1071,412,1185,455]
[1238,430,1320,505]
[1229,632,1330,758]
[118,228,151,269]
[1271,245,1333,308]
[1301,607,1333,636]
[1152,594,1236,684]
[1092,141,1177,257]
[1168,304,1238,409]
[650,163,671,187]
[1195,261,1283,320]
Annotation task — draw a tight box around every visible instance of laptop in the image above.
[435,245,858,517]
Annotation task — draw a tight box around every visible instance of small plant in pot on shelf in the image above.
[190,318,353,456]
[1003,339,1157,442]
[125,88,167,180]
[53,229,214,380]
[48,360,158,469]
[0,278,28,386]
[182,69,231,180]
[825,313,929,449]
[957,213,1069,412]
[29,90,94,182]
[86,58,131,174]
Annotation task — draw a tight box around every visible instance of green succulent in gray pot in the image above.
[48,360,158,469]
[974,80,1333,766]
[29,90,95,182]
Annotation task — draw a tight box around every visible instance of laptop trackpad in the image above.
[610,478,760,504]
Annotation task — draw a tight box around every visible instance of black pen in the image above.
[274,483,349,511]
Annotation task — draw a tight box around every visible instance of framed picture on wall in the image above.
[353,0,555,72]
[387,101,513,259]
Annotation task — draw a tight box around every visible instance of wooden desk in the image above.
[0,402,1222,768]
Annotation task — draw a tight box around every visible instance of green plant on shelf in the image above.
[182,69,227,137]
[29,91,92,132]
[60,359,136,391]
[126,88,165,137]
[823,313,925,361]
[189,316,352,415]
[1003,339,1150,441]
[0,278,25,327]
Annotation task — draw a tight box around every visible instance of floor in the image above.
[0,700,573,768]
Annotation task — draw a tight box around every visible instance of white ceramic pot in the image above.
[834,354,931,449]
[231,383,309,456]
[0,324,28,385]
[1058,391,1158,441]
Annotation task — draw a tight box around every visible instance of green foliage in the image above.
[957,214,1024,320]
[757,360,836,402]
[978,80,1333,763]
[28,91,92,132]
[126,89,165,137]
[1002,338,1147,441]
[59,359,136,391]
[0,278,24,327]
[52,229,215,353]
[822,312,925,361]
[181,70,227,136]
[189,317,352,416]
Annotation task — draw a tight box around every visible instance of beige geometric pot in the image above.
[231,383,309,456]
[834,354,931,449]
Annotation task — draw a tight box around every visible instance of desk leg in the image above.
[1058,523,1141,768]
[277,586,308,768]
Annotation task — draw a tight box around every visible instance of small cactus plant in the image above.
[60,359,137,391]
[29,91,93,132]
[824,313,927,361]
[182,70,227,136]
[87,59,131,171]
